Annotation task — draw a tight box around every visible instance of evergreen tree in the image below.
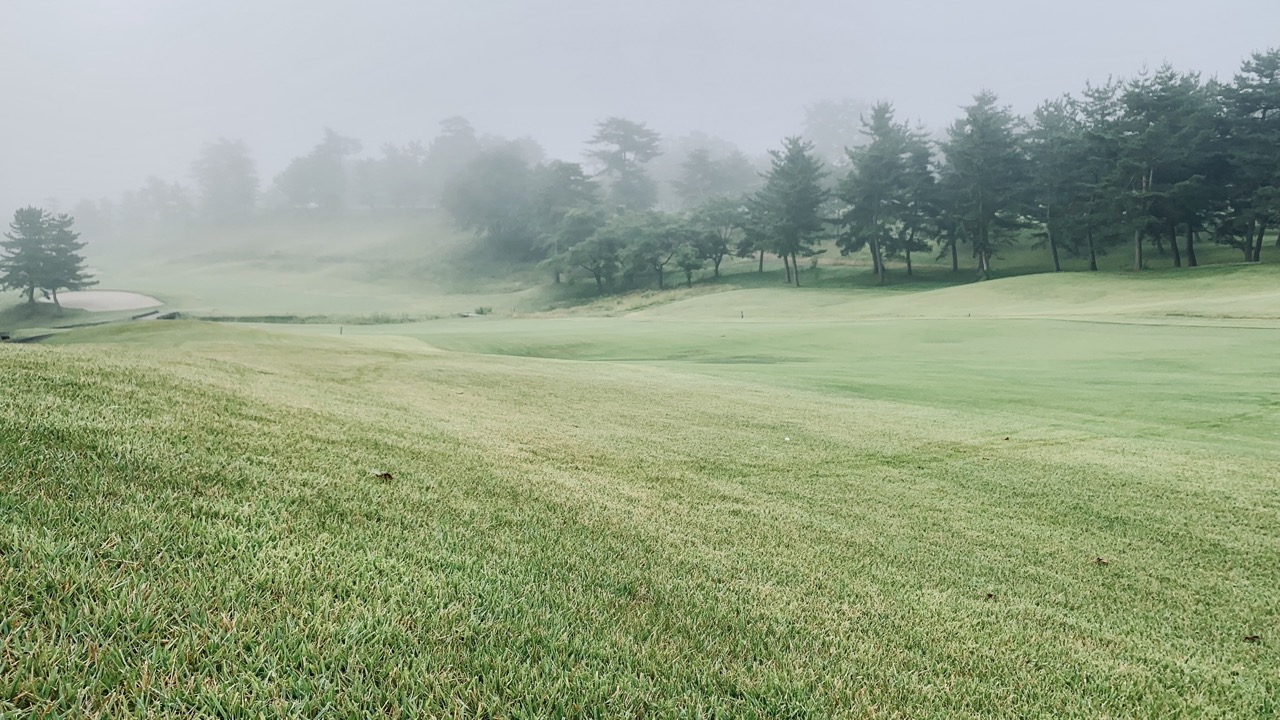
[41,213,96,307]
[941,91,1029,277]
[749,137,830,286]
[1,208,52,304]
[587,118,662,211]
[1223,48,1280,261]
[892,126,938,277]
[1119,67,1227,268]
[1075,80,1127,271]
[836,102,918,284]
[0,208,94,307]
[1026,98,1085,272]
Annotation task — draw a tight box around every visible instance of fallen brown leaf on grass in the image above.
[1244,635,1261,643]
[1093,557,1109,566]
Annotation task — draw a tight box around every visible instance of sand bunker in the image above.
[46,291,163,312]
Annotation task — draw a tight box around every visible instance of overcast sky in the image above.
[3,0,1279,210]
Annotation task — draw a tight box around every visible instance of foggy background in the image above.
[4,0,1279,211]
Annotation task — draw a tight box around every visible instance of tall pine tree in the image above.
[0,208,52,304]
[0,208,95,307]
[941,91,1029,278]
[42,212,96,307]
[749,137,829,286]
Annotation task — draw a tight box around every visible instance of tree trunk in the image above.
[1169,223,1181,268]
[685,270,693,288]
[714,256,722,277]
[1134,169,1150,271]
[1254,218,1268,262]
[1047,213,1061,272]
[657,267,664,290]
[594,273,604,294]
[783,253,792,285]
[1185,225,1198,267]
[758,249,764,272]
[1087,223,1098,271]
[905,227,916,276]
[950,232,959,272]
[52,288,60,309]
[792,253,801,287]
[1243,220,1257,262]
[871,238,885,284]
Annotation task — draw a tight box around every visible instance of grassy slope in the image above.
[5,210,1273,327]
[79,212,549,319]
[0,301,151,341]
[627,263,1280,323]
[4,266,1280,716]
[0,303,91,336]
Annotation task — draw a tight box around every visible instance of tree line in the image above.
[441,49,1280,293]
[27,49,1280,296]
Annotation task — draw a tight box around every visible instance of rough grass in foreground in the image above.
[1,302,1278,716]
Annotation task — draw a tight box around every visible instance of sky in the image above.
[2,0,1279,210]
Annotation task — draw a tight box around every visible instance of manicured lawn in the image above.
[2,268,1278,716]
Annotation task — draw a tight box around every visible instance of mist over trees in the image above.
[274,129,363,212]
[587,118,663,212]
[191,139,259,223]
[26,47,1280,299]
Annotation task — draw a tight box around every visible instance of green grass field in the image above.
[3,224,1280,716]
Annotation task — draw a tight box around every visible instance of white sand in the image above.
[45,291,163,312]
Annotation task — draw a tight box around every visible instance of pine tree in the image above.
[749,137,830,286]
[941,91,1029,278]
[0,208,94,308]
[587,118,662,211]
[1075,80,1127,271]
[836,103,935,283]
[1223,48,1280,261]
[42,212,97,307]
[0,208,52,304]
[1026,98,1085,272]
[1119,66,1227,269]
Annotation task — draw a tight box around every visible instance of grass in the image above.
[68,210,1278,322]
[3,260,1279,716]
[79,212,553,319]
[0,302,90,335]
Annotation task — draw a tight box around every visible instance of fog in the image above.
[3,0,1279,210]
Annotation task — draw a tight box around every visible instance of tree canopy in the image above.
[0,207,95,307]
